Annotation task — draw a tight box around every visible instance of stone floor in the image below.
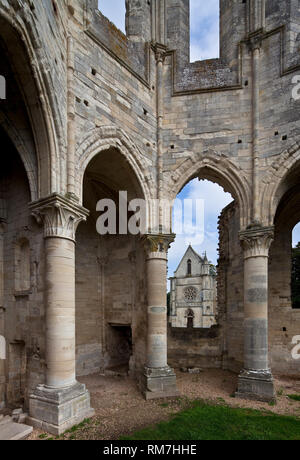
[27,369,300,440]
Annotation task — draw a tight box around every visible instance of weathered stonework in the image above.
[0,0,299,433]
[169,246,217,329]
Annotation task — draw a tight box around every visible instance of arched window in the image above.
[15,238,30,292]
[187,259,192,275]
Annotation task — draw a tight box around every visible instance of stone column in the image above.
[236,226,275,402]
[27,194,94,435]
[142,234,178,400]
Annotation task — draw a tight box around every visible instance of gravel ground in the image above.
[27,369,300,440]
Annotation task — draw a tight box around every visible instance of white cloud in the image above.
[98,1,220,61]
[168,179,233,286]
[190,0,220,61]
[98,0,126,32]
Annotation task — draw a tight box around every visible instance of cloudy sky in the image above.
[98,0,220,61]
[168,179,233,283]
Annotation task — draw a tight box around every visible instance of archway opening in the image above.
[169,178,233,330]
[268,168,300,374]
[76,147,146,379]
[168,175,243,371]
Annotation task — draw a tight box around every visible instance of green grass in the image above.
[121,401,300,441]
[287,394,300,402]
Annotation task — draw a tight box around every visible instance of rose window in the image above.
[184,286,197,301]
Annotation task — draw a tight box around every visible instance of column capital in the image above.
[239,226,274,259]
[141,233,175,256]
[29,194,89,242]
[154,43,167,63]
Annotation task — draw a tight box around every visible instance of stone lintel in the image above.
[29,193,89,242]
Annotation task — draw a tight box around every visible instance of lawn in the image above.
[121,401,300,441]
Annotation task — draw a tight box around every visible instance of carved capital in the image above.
[239,226,274,259]
[142,234,175,255]
[30,194,89,242]
[154,44,167,63]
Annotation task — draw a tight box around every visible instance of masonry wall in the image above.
[167,325,222,370]
[0,0,299,408]
[218,201,300,376]
[1,146,45,408]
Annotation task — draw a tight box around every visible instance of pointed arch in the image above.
[0,7,60,198]
[261,141,300,227]
[165,150,251,229]
[76,125,153,206]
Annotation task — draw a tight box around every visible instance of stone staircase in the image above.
[0,412,33,440]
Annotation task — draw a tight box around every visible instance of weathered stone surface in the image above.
[0,0,299,432]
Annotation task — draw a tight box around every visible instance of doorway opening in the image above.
[106,324,133,375]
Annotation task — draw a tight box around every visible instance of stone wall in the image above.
[167,325,222,370]
[218,200,300,376]
[0,0,299,411]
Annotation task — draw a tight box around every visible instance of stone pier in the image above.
[142,234,179,400]
[236,226,275,402]
[27,195,94,435]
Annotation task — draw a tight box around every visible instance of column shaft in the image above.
[146,253,168,369]
[244,255,268,371]
[236,227,275,402]
[28,195,94,435]
[45,237,76,389]
[142,234,178,400]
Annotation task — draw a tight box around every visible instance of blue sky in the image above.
[98,0,220,61]
[168,180,233,282]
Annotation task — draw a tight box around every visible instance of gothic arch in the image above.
[0,7,60,197]
[76,126,153,207]
[165,150,251,229]
[261,141,300,227]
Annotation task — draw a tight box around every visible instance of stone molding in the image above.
[30,194,89,242]
[239,226,274,259]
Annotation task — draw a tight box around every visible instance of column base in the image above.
[142,366,180,400]
[27,382,95,436]
[235,369,275,403]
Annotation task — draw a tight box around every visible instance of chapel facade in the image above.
[169,246,217,329]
